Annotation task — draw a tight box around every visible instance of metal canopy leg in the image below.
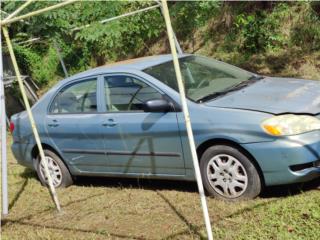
[160,0,213,239]
[155,0,183,54]
[53,41,69,78]
[2,27,61,212]
[1,0,36,215]
[0,26,8,216]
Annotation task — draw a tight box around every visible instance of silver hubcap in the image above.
[207,154,248,198]
[39,156,62,187]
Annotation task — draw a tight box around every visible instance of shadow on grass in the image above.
[18,166,320,199]
[7,169,37,211]
[75,176,199,193]
[156,191,206,240]
[8,178,28,210]
[20,168,37,179]
[162,197,280,239]
[2,219,151,240]
[74,175,320,199]
[1,192,106,226]
[260,177,320,198]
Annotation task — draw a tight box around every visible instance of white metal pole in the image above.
[160,1,213,239]
[2,27,61,212]
[72,4,160,31]
[13,37,40,45]
[53,41,68,78]
[0,26,8,216]
[157,0,197,84]
[155,0,183,54]
[4,0,35,21]
[1,0,41,216]
[0,0,77,26]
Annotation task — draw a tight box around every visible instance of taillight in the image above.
[9,122,15,133]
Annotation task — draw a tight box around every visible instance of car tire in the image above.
[36,149,73,188]
[200,145,261,201]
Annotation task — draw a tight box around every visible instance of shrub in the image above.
[291,4,320,51]
[234,10,285,53]
[14,44,60,86]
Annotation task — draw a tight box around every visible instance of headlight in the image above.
[261,114,320,136]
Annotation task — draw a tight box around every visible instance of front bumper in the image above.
[242,131,320,186]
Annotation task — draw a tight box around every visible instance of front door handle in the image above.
[102,119,117,127]
[48,119,59,127]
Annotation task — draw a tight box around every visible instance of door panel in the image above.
[102,75,185,175]
[46,114,107,172]
[46,78,108,173]
[102,112,185,175]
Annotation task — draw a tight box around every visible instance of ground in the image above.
[1,135,320,240]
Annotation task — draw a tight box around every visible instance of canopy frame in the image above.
[0,1,213,239]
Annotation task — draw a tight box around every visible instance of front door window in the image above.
[104,75,163,112]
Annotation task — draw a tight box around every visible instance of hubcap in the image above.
[39,156,62,187]
[207,154,248,198]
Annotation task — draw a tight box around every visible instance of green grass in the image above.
[1,135,320,239]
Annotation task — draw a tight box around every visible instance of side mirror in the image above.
[144,99,171,113]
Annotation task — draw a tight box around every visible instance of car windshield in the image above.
[143,55,257,102]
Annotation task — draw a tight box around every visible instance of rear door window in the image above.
[50,78,97,114]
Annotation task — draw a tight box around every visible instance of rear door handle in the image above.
[102,119,117,127]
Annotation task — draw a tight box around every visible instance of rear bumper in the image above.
[242,131,320,186]
[11,142,34,169]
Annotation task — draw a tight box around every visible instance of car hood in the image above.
[205,77,320,115]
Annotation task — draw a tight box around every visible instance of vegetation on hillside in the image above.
[2,1,320,89]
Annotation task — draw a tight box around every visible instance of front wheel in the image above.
[36,149,73,188]
[200,145,261,200]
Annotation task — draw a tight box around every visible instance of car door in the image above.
[46,77,108,173]
[101,74,185,176]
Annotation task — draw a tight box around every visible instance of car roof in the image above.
[66,53,192,81]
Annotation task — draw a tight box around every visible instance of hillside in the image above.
[146,2,320,80]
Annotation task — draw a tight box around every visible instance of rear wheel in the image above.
[200,145,261,200]
[36,149,73,188]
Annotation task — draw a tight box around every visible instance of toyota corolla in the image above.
[10,54,320,200]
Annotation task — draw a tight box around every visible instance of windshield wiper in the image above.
[196,75,264,103]
[196,92,228,103]
[248,75,264,81]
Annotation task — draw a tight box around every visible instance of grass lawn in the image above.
[1,135,320,240]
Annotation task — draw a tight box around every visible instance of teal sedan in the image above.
[10,54,320,200]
